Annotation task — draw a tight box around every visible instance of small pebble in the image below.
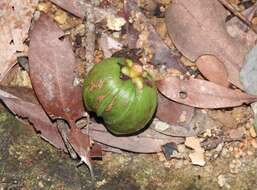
[38,181,44,188]
[249,125,256,138]
[217,174,226,187]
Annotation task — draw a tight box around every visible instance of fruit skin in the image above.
[83,57,157,135]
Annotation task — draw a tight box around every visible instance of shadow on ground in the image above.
[0,107,257,190]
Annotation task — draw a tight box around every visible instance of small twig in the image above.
[84,0,97,73]
[217,0,257,34]
[56,120,77,159]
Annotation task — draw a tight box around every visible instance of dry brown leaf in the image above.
[68,127,93,175]
[189,150,206,166]
[196,55,230,87]
[156,93,194,125]
[28,14,94,173]
[0,86,66,150]
[0,0,38,81]
[157,76,257,108]
[28,13,84,124]
[185,137,206,166]
[185,137,202,150]
[88,122,184,153]
[165,0,247,88]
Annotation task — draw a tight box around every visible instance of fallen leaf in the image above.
[0,86,66,150]
[28,14,94,174]
[185,137,202,150]
[189,150,206,166]
[88,122,184,153]
[196,55,230,87]
[165,0,247,88]
[28,13,84,124]
[89,143,103,158]
[185,136,206,166]
[0,0,38,81]
[157,76,257,108]
[156,93,194,125]
[68,127,93,175]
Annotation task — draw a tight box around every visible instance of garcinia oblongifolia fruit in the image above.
[83,57,157,135]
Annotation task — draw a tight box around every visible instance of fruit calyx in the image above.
[120,59,149,90]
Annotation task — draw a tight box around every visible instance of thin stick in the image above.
[84,0,96,73]
[217,0,257,34]
[56,120,77,159]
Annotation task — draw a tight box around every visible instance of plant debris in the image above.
[0,0,257,179]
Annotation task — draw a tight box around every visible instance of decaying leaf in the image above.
[29,13,84,124]
[196,55,230,87]
[157,76,257,108]
[156,93,194,125]
[185,137,206,166]
[188,150,206,166]
[88,122,184,153]
[0,86,66,150]
[0,0,38,81]
[165,0,247,88]
[68,127,93,175]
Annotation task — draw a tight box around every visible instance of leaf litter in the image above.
[0,0,39,81]
[0,0,257,177]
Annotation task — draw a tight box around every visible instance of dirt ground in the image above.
[0,105,257,190]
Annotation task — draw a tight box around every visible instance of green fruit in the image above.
[83,57,157,135]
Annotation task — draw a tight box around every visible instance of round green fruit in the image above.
[83,57,157,135]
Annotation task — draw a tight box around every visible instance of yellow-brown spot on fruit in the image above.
[105,97,116,112]
[97,95,105,102]
[89,79,104,91]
